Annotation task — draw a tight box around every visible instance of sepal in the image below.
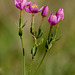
[31,46,37,56]
[37,25,43,39]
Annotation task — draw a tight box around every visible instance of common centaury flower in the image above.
[25,2,44,13]
[14,0,31,9]
[41,6,49,17]
[48,13,59,26]
[56,8,64,21]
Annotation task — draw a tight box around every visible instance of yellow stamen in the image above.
[32,4,38,7]
[21,0,22,2]
[53,15,55,17]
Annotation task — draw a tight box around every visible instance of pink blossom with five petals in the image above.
[48,13,59,26]
[25,2,44,13]
[14,0,31,9]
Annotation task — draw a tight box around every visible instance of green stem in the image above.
[31,13,35,35]
[28,14,36,75]
[37,17,44,38]
[19,10,23,27]
[28,56,34,75]
[34,50,47,75]
[40,17,44,27]
[19,10,26,75]
[28,38,37,75]
[32,13,34,25]
[20,36,26,75]
[48,25,53,41]
[54,23,59,39]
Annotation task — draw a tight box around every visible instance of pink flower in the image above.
[48,13,59,26]
[14,0,31,9]
[25,2,44,13]
[41,6,49,17]
[56,8,64,21]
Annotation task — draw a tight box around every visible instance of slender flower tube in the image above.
[41,6,49,17]
[14,0,31,9]
[25,2,44,13]
[56,8,64,21]
[48,13,59,26]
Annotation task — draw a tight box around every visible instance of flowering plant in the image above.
[14,0,64,75]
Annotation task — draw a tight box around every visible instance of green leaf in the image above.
[54,34,62,41]
[31,47,33,55]
[37,25,43,38]
[45,40,49,49]
[35,31,38,37]
[48,43,52,50]
[15,22,19,28]
[33,47,37,56]
[38,25,42,35]
[36,38,44,47]
[22,20,27,28]
[46,39,53,49]
[31,46,37,56]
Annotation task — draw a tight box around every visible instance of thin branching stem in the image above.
[34,49,47,75]
[34,25,53,74]
[28,13,35,75]
[28,56,34,75]
[20,36,25,75]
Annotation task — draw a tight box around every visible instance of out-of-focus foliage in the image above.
[0,0,75,75]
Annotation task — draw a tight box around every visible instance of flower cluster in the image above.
[14,0,64,25]
[14,0,64,75]
[48,8,64,26]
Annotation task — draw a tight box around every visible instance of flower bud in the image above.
[41,6,49,17]
[32,35,36,40]
[56,8,64,21]
[48,13,59,26]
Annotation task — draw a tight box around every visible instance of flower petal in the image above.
[21,0,27,9]
[39,6,44,12]
[14,0,22,9]
[48,13,53,22]
[27,1,31,6]
[25,7,31,13]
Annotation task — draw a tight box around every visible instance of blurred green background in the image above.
[0,0,75,75]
